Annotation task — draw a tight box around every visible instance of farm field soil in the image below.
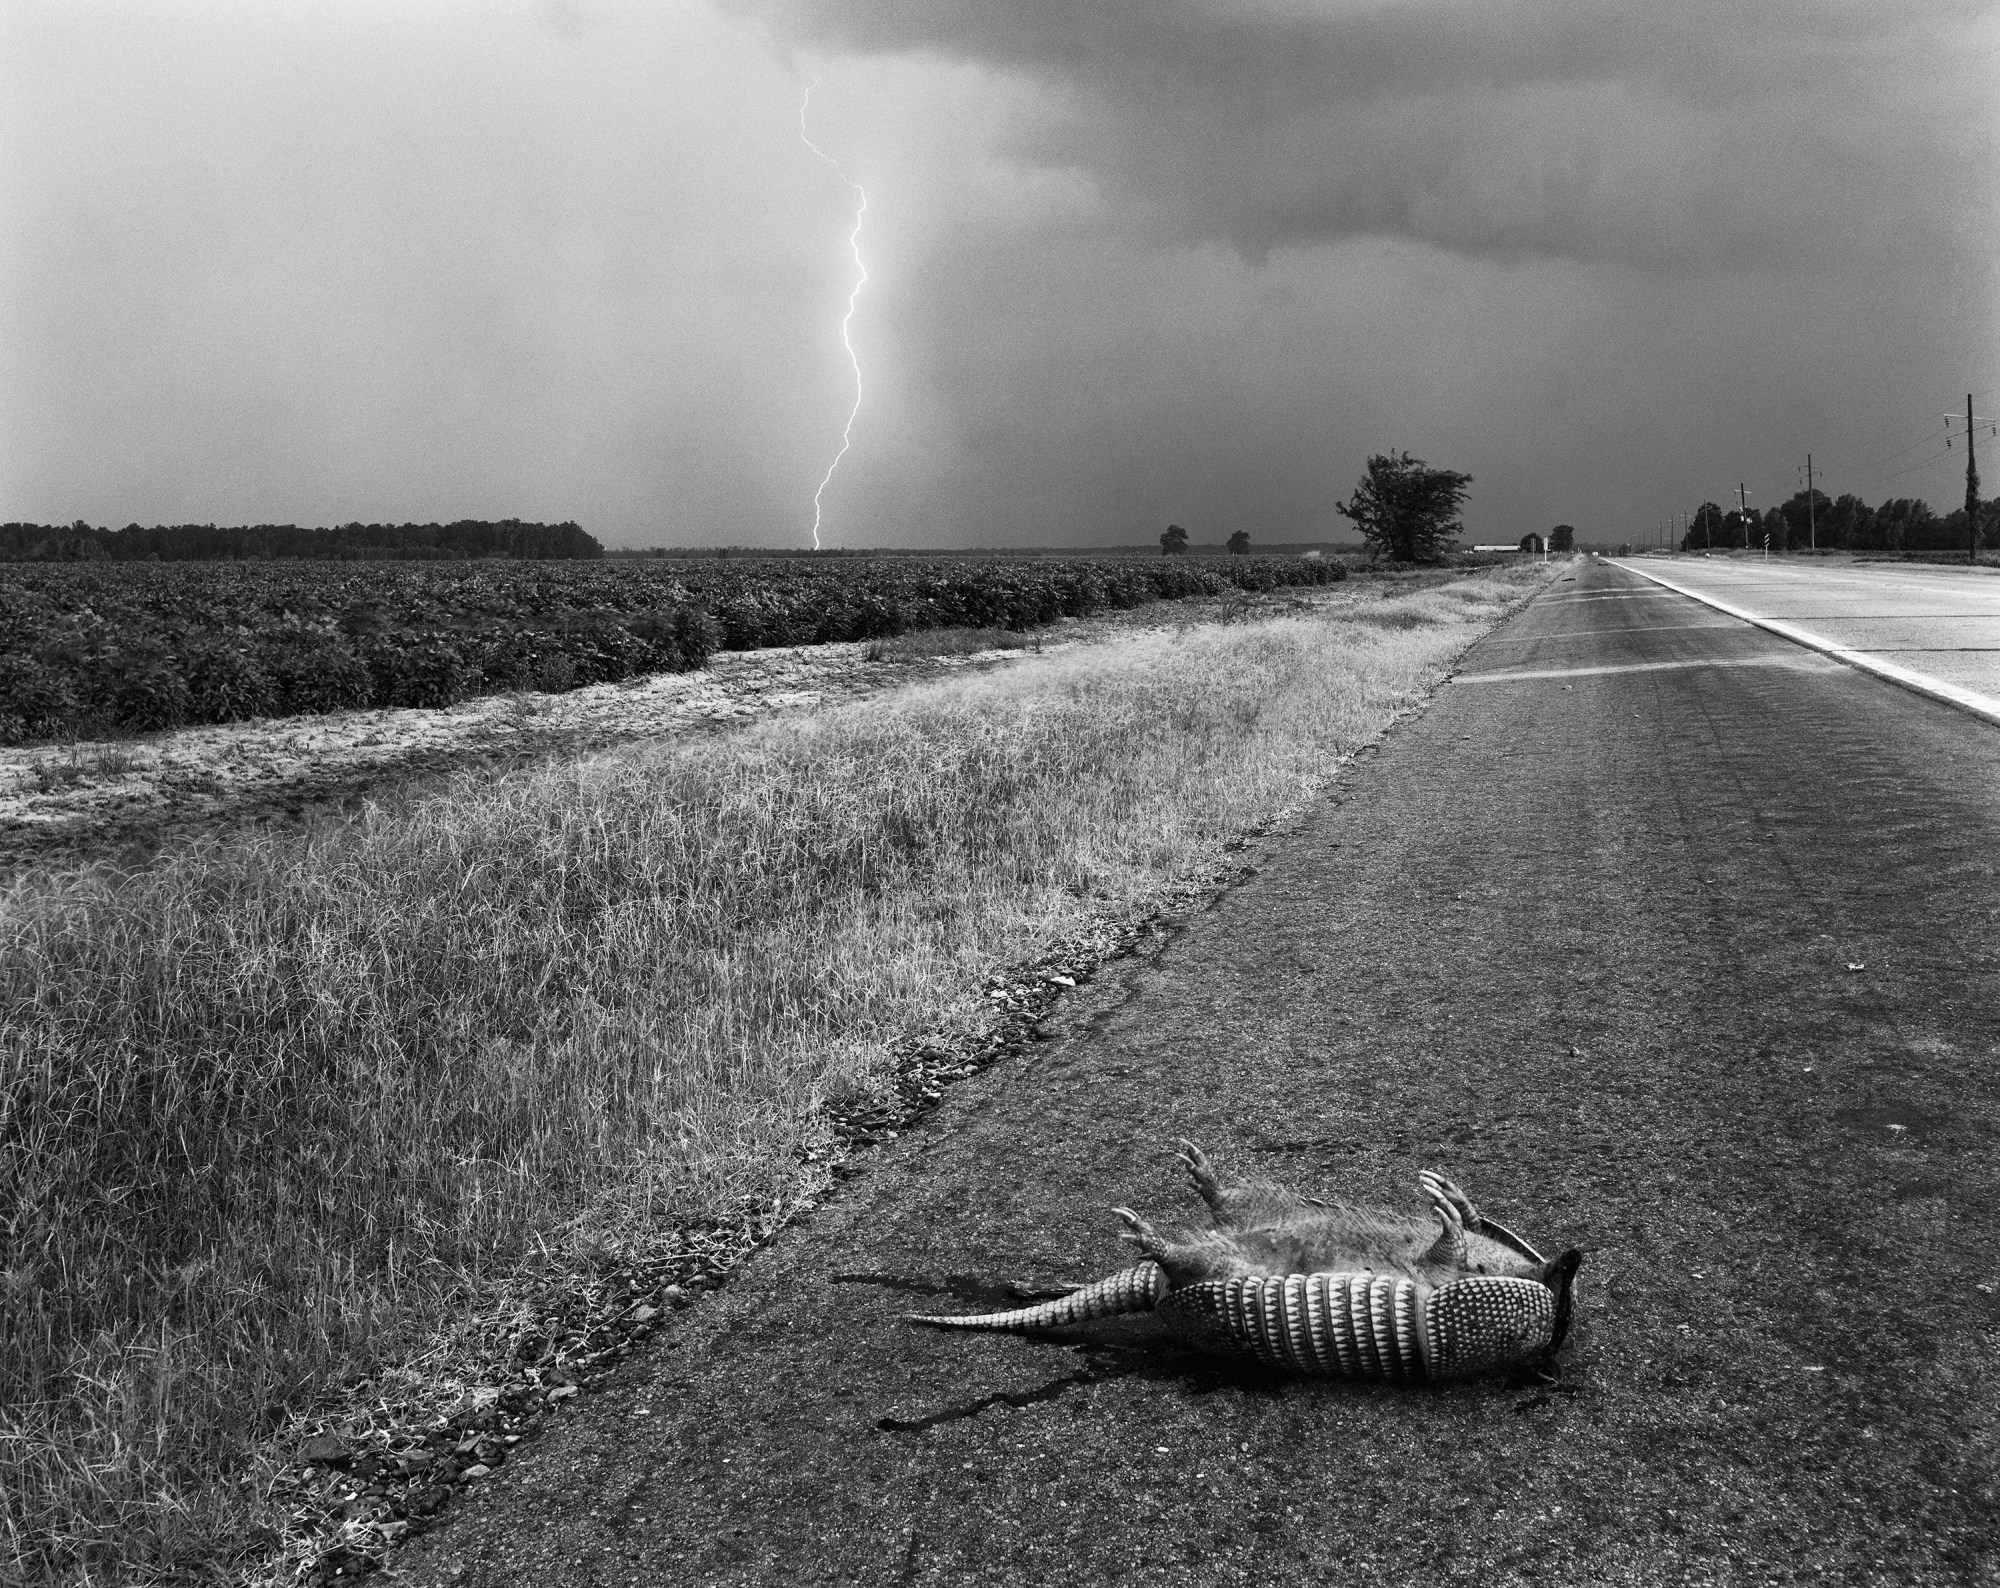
[0,579,1377,879]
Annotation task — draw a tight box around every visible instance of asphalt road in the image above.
[1611,556,2000,707]
[392,560,2000,1588]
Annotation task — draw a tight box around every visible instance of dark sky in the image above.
[3,0,1994,549]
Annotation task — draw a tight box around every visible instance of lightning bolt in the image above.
[799,81,868,551]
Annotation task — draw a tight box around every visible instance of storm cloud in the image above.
[2,1,1993,549]
[743,0,1984,270]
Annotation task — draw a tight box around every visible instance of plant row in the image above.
[0,555,1344,744]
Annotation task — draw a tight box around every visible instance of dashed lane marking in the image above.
[1453,655,1837,685]
[1537,590,1677,602]
[1479,622,1743,643]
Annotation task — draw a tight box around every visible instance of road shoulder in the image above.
[1610,557,2000,727]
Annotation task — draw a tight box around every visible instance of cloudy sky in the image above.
[3,0,1994,550]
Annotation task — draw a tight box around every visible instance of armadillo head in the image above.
[1541,1247,1583,1352]
[1421,1248,1584,1379]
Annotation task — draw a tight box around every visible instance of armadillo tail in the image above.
[908,1262,1164,1333]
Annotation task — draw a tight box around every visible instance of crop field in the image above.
[0,555,1343,745]
[0,563,1546,1584]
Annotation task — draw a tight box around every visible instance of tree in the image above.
[1877,497,1935,552]
[1226,530,1251,556]
[1685,502,1725,550]
[1779,488,1829,550]
[1160,523,1189,556]
[1335,451,1473,563]
[1825,493,1872,550]
[1940,495,2000,554]
[1549,524,1576,553]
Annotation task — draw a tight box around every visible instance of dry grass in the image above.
[0,566,1546,1582]
[26,743,145,794]
[862,625,1039,661]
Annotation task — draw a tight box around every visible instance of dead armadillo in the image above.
[910,1140,1582,1381]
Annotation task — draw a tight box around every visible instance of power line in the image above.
[1841,424,1963,475]
[1831,431,1993,492]
[1874,447,1959,485]
[1816,386,1998,484]
[1669,392,1997,545]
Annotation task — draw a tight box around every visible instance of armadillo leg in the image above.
[1113,1205,1171,1262]
[1418,1170,1482,1232]
[1419,1174,1470,1269]
[1177,1139,1232,1225]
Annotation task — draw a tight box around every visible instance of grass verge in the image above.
[862,625,1039,661]
[0,565,1549,1582]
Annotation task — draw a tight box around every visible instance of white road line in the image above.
[1609,561,2000,728]
[1453,656,1834,685]
[1479,622,1743,643]
[1538,590,1675,602]
[1739,612,2000,621]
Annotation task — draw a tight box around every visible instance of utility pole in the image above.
[1968,394,1980,566]
[1736,482,1752,549]
[1805,454,1815,552]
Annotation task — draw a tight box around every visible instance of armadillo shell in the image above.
[1159,1273,1426,1381]
[908,1261,1165,1332]
[1161,1272,1560,1381]
[1422,1275,1557,1380]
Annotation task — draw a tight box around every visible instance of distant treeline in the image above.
[0,519,602,562]
[1677,491,1997,555]
[609,542,1355,560]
